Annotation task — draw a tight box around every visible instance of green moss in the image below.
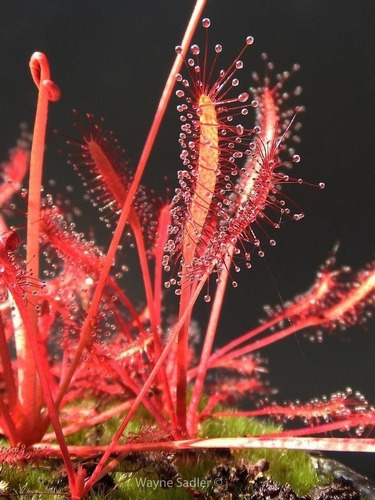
[0,411,322,499]
[199,414,319,495]
[0,459,68,499]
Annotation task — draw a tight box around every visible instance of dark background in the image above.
[1,0,375,481]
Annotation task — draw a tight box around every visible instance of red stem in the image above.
[42,399,133,441]
[0,392,18,445]
[107,277,147,338]
[9,278,77,491]
[16,52,60,427]
[215,318,318,362]
[153,204,171,326]
[131,214,176,429]
[55,0,207,412]
[207,412,374,438]
[207,314,283,365]
[0,310,18,412]
[187,249,233,434]
[176,274,192,436]
[83,274,208,495]
[35,435,375,458]
[58,322,71,391]
[91,347,169,430]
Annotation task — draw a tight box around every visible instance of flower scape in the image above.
[0,1,374,498]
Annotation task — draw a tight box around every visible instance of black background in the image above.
[1,0,375,481]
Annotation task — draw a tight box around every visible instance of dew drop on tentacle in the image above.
[293,213,304,221]
[238,92,249,103]
[1,231,21,253]
[202,18,211,28]
[191,44,200,55]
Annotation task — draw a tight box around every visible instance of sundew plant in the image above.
[1,1,375,498]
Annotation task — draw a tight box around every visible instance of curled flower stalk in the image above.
[7,52,61,442]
